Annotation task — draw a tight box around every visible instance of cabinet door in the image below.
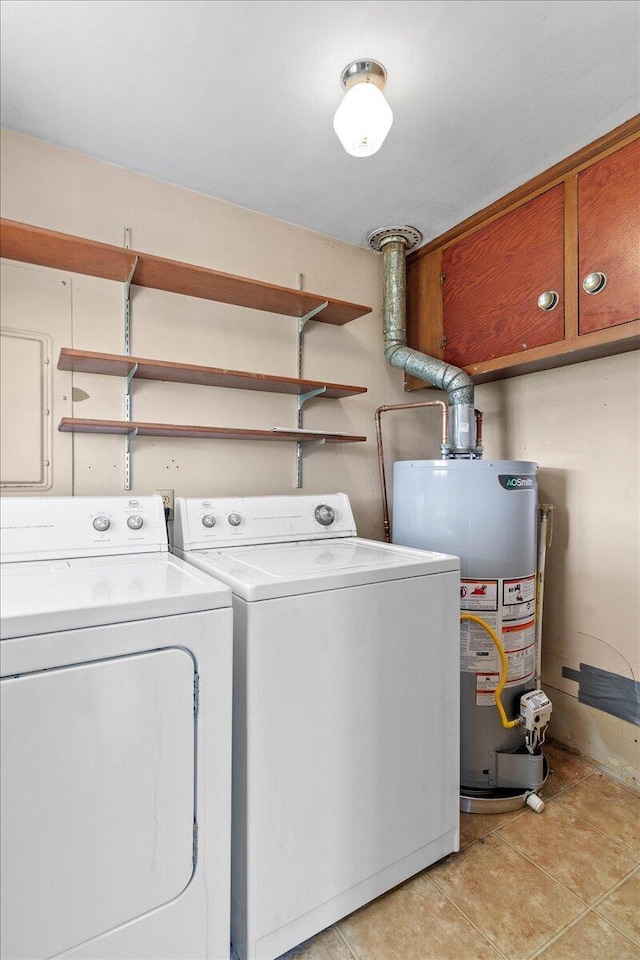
[578,138,640,335]
[442,185,565,367]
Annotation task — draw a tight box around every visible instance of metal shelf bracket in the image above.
[297,385,327,412]
[125,361,139,411]
[296,300,329,384]
[124,427,138,491]
[295,286,329,487]
[297,300,329,339]
[123,250,138,357]
[123,228,139,490]
[296,437,326,489]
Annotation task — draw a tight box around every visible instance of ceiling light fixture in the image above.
[333,59,393,158]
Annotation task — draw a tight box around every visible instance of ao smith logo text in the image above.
[498,474,536,490]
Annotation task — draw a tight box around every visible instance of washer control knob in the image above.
[127,515,144,530]
[93,516,110,532]
[202,515,216,528]
[314,504,336,526]
[228,513,242,527]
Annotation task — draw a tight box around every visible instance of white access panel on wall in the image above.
[0,328,51,486]
[0,262,73,494]
[0,648,196,960]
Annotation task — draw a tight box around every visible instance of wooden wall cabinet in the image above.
[441,185,565,367]
[578,138,640,336]
[406,118,640,387]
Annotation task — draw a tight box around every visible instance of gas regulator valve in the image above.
[519,689,552,754]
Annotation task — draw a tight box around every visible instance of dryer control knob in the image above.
[202,515,216,528]
[93,516,110,532]
[228,513,242,527]
[127,515,144,530]
[315,504,336,526]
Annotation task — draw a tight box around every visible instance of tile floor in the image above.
[278,743,640,960]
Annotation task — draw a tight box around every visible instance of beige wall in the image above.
[2,128,638,784]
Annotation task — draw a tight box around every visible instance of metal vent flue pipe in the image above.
[368,226,480,458]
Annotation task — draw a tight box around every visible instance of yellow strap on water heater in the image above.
[460,613,521,729]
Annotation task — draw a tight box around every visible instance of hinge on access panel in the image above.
[192,820,199,867]
[440,273,446,285]
[193,673,200,715]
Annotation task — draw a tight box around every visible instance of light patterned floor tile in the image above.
[554,773,640,852]
[338,871,503,960]
[276,926,355,960]
[460,808,528,847]
[496,801,640,904]
[536,911,640,959]
[539,742,594,799]
[595,869,640,944]
[428,834,584,959]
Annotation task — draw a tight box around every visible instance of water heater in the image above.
[392,459,547,800]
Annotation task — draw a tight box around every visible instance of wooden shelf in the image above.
[59,419,366,444]
[1,219,372,325]
[57,348,367,400]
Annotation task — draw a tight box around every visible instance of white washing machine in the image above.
[173,493,460,960]
[0,496,233,960]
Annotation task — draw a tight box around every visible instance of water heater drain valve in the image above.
[519,689,552,753]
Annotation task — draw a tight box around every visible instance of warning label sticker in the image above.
[502,575,536,621]
[502,618,536,652]
[475,641,535,705]
[476,673,500,706]
[459,572,537,704]
[460,579,498,612]
[460,612,500,672]
[476,692,498,706]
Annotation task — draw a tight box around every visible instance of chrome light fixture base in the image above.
[334,59,393,158]
[341,60,387,91]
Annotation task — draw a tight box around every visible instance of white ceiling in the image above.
[1,0,639,248]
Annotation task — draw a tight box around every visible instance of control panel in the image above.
[173,494,357,551]
[520,689,553,753]
[1,496,168,562]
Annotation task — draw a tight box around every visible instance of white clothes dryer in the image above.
[173,493,460,960]
[0,496,233,960]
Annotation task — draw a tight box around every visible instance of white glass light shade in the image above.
[333,81,393,157]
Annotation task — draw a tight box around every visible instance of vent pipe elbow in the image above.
[368,225,479,458]
[387,345,475,405]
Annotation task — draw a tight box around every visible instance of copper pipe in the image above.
[375,401,449,543]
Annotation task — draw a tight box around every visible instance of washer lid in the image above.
[178,537,459,601]
[0,553,231,640]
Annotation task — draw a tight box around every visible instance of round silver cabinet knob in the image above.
[228,513,242,527]
[537,290,559,311]
[127,515,144,530]
[202,514,216,528]
[93,516,110,532]
[315,504,336,526]
[583,271,607,295]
